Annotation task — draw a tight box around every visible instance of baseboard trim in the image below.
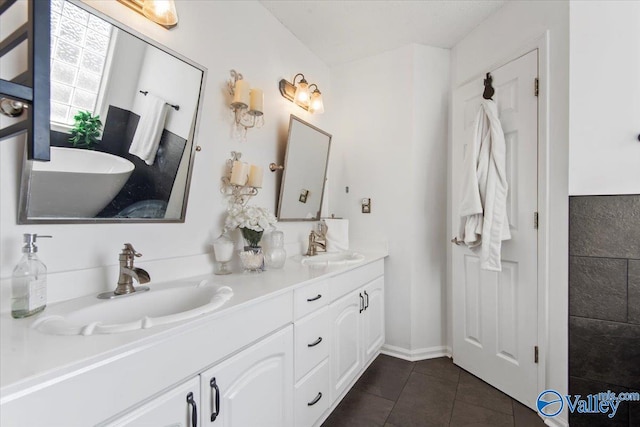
[380,344,452,362]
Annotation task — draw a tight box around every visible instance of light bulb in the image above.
[294,79,310,106]
[142,0,178,26]
[309,89,324,114]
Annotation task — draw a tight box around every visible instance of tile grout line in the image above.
[380,362,415,426]
[448,371,461,427]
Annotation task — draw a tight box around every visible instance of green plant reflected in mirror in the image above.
[69,111,102,148]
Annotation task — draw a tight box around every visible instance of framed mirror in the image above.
[18,0,206,223]
[277,115,331,221]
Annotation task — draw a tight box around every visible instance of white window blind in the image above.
[50,0,112,125]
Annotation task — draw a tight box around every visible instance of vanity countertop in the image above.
[0,250,387,402]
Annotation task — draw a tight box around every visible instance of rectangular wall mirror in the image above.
[277,115,331,221]
[18,0,206,224]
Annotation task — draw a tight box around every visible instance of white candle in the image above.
[230,161,248,185]
[232,79,250,107]
[249,88,264,114]
[247,164,263,188]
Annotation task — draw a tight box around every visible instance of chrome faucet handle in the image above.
[123,243,142,258]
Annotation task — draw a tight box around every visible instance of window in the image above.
[50,0,113,126]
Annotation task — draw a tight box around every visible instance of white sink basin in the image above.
[298,251,365,266]
[32,281,233,336]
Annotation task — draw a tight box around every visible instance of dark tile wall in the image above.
[569,195,640,427]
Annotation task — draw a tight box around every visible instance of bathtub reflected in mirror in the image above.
[27,147,134,218]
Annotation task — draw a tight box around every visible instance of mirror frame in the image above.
[276,115,332,222]
[17,0,207,224]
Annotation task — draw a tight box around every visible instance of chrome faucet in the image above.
[98,243,151,299]
[306,222,328,256]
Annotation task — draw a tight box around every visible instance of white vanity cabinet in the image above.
[199,326,293,427]
[362,276,385,362]
[103,327,293,427]
[329,262,385,403]
[104,377,200,427]
[292,280,331,427]
[0,255,387,427]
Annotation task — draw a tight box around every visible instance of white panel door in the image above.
[200,326,293,427]
[452,50,539,409]
[329,289,362,401]
[362,277,385,363]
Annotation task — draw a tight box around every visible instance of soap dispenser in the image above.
[11,233,52,319]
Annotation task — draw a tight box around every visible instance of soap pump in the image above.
[11,233,52,319]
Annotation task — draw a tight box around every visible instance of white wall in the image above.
[99,29,146,116]
[410,45,450,353]
[0,1,331,301]
[569,0,640,196]
[329,44,449,356]
[450,1,569,425]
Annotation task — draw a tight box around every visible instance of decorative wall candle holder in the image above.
[220,151,262,206]
[228,69,264,139]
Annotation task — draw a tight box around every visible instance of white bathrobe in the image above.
[457,99,511,271]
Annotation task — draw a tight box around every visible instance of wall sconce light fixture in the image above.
[279,73,324,114]
[117,0,179,29]
[228,70,264,138]
[221,152,264,206]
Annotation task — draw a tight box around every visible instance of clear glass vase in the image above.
[239,246,264,273]
[264,230,287,269]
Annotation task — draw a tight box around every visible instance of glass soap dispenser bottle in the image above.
[11,233,52,319]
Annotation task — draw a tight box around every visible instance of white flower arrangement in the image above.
[224,203,277,247]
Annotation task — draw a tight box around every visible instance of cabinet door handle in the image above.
[307,392,323,406]
[307,294,322,302]
[364,290,369,310]
[186,392,198,427]
[210,377,220,422]
[359,293,364,313]
[307,337,323,347]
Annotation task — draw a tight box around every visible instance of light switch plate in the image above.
[361,198,371,213]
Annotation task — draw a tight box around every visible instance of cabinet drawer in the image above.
[294,306,329,381]
[294,279,329,319]
[329,260,384,302]
[295,360,330,427]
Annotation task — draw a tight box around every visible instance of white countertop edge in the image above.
[0,250,388,400]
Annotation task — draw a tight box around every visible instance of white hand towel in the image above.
[129,94,169,166]
[325,219,349,252]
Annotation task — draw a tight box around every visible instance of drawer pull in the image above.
[307,337,323,347]
[359,293,364,313]
[364,290,369,310]
[186,392,198,427]
[307,392,323,406]
[210,377,220,422]
[307,294,322,302]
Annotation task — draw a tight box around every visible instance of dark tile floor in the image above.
[322,354,546,427]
